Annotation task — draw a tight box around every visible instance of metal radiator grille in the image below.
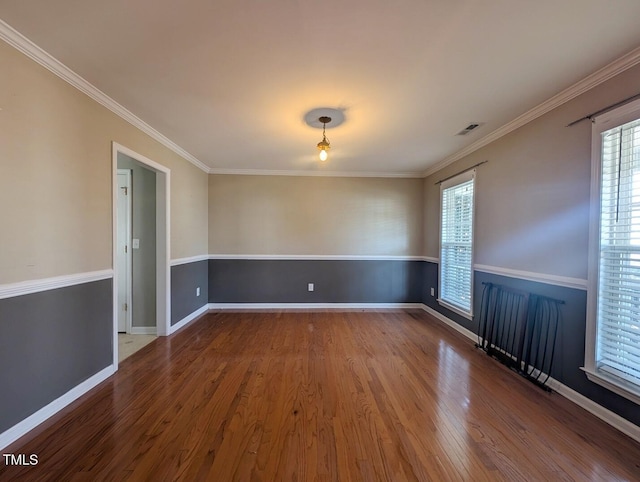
[476,282,564,390]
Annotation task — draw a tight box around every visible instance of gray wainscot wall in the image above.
[0,279,112,433]
[171,260,209,325]
[208,259,423,304]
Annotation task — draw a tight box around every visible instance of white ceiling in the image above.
[2,0,640,175]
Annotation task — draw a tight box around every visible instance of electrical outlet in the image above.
[196,287,200,297]
[430,287,435,296]
[308,283,314,292]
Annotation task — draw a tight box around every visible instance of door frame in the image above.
[116,168,133,334]
[112,142,171,369]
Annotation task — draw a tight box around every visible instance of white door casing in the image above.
[112,142,171,370]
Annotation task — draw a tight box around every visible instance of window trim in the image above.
[438,169,476,320]
[584,97,640,406]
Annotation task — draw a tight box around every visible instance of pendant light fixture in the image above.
[317,116,331,161]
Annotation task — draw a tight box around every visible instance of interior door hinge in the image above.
[125,245,128,253]
[124,303,128,312]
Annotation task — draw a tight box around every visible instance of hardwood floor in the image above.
[3,310,640,481]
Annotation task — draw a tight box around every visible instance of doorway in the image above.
[112,143,171,368]
[116,169,132,333]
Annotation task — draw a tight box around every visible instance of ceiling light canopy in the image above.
[316,116,331,162]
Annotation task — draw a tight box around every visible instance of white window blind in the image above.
[439,171,475,316]
[596,117,640,388]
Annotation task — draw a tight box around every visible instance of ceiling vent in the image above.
[456,123,483,136]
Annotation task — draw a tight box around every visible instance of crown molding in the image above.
[5,16,640,180]
[0,19,209,173]
[0,18,419,180]
[208,167,424,178]
[422,45,640,177]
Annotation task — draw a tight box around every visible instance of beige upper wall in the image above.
[0,40,208,284]
[209,175,423,256]
[424,62,640,280]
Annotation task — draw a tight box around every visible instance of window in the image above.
[439,170,475,319]
[585,99,640,404]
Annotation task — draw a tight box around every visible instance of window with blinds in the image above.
[586,99,640,404]
[596,117,640,389]
[439,170,475,317]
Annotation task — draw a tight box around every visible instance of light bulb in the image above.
[319,149,328,162]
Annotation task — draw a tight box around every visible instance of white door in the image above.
[117,170,132,333]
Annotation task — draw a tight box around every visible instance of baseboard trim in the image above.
[129,326,157,335]
[545,378,640,443]
[422,305,477,342]
[209,302,424,310]
[5,303,636,453]
[421,304,640,443]
[0,365,114,451]
[169,304,209,334]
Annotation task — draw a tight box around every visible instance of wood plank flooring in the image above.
[2,310,640,481]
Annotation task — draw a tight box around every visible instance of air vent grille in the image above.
[456,123,483,136]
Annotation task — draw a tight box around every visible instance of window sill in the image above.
[437,299,473,320]
[581,367,640,406]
